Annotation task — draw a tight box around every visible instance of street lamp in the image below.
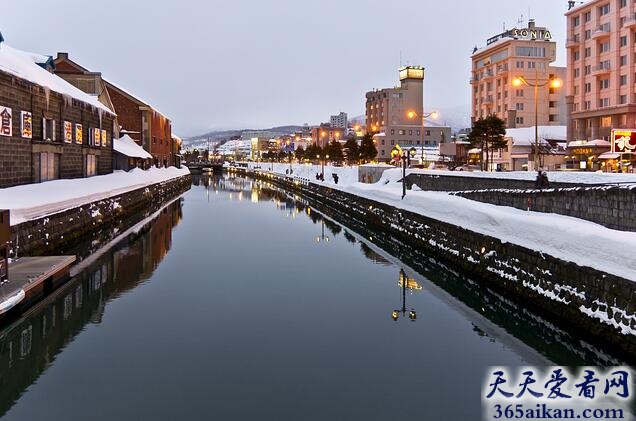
[512,73,562,171]
[391,269,418,322]
[392,146,417,199]
[408,110,439,166]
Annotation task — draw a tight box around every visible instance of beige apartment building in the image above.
[471,20,567,129]
[565,0,636,141]
[366,66,429,161]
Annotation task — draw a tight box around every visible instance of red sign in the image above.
[611,129,636,154]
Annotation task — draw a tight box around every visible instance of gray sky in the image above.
[2,0,568,136]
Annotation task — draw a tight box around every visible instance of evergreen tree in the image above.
[326,140,344,164]
[343,137,360,164]
[468,115,506,171]
[359,134,378,163]
[295,145,305,161]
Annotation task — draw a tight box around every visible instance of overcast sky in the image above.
[2,0,570,136]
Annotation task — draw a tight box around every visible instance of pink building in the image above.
[565,0,636,141]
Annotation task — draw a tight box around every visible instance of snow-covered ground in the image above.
[236,162,636,281]
[0,166,190,225]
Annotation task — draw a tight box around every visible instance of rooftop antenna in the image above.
[517,14,525,27]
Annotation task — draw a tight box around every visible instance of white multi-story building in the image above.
[329,112,348,129]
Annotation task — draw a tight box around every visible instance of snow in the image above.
[0,166,190,225]
[113,135,153,159]
[507,125,567,145]
[0,43,113,114]
[239,162,636,281]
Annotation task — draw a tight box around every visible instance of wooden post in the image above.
[0,210,9,282]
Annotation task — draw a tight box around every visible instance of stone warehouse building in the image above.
[0,39,116,188]
[53,53,174,168]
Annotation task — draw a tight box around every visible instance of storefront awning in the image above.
[598,152,620,160]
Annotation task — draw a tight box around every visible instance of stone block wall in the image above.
[453,186,636,232]
[0,71,115,188]
[10,174,191,256]
[406,172,581,192]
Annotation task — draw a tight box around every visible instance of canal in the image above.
[0,173,631,420]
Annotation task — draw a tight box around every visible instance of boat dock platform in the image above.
[0,256,76,315]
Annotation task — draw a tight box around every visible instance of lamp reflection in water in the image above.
[316,219,330,243]
[391,269,421,321]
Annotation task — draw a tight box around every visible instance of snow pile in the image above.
[113,135,153,159]
[0,43,113,114]
[0,166,190,225]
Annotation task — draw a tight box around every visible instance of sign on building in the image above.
[64,121,73,143]
[611,129,636,154]
[21,111,32,139]
[93,128,101,146]
[75,123,83,144]
[101,129,107,147]
[0,106,12,137]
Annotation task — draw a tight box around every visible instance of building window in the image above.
[42,118,56,141]
[549,115,557,122]
[600,79,610,89]
[620,74,627,85]
[425,130,431,136]
[398,129,405,135]
[574,68,580,78]
[585,100,591,110]
[599,3,610,15]
[599,98,610,107]
[528,61,536,69]
[381,139,385,145]
[585,82,591,93]
[516,89,524,97]
[620,36,628,47]
[620,94,628,104]
[390,140,394,145]
[516,61,524,69]
[620,0,627,7]
[620,55,628,66]
[601,116,612,127]
[573,51,580,61]
[600,42,610,53]
[584,11,591,22]
[584,29,591,40]
[584,47,591,57]
[573,15,580,26]
[516,117,524,124]
[152,136,157,144]
[381,150,385,156]
[549,101,557,108]
[416,130,420,136]
[584,65,591,75]
[516,103,524,111]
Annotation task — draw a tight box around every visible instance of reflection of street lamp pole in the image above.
[392,269,417,322]
[315,219,330,243]
[408,110,438,165]
[512,71,561,171]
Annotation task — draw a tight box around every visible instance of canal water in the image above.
[0,174,630,420]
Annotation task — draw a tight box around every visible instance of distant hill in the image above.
[184,125,307,147]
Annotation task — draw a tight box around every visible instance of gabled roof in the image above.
[0,43,114,114]
[104,79,169,121]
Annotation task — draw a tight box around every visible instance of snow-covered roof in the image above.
[0,43,114,115]
[567,139,611,148]
[506,126,567,146]
[113,135,152,159]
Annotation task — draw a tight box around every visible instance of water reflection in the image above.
[391,269,420,322]
[0,200,183,416]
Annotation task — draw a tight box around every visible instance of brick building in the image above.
[104,82,173,168]
[53,53,173,168]
[0,40,116,188]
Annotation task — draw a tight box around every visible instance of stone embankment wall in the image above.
[452,185,636,232]
[405,173,636,232]
[406,173,582,191]
[11,175,191,256]
[239,168,636,358]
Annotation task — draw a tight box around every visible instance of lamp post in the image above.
[408,110,439,166]
[315,219,330,243]
[512,72,561,171]
[391,269,417,322]
[392,146,417,199]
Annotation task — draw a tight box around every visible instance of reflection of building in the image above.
[0,199,183,416]
[471,20,566,128]
[366,66,426,161]
[0,210,8,282]
[565,1,636,141]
